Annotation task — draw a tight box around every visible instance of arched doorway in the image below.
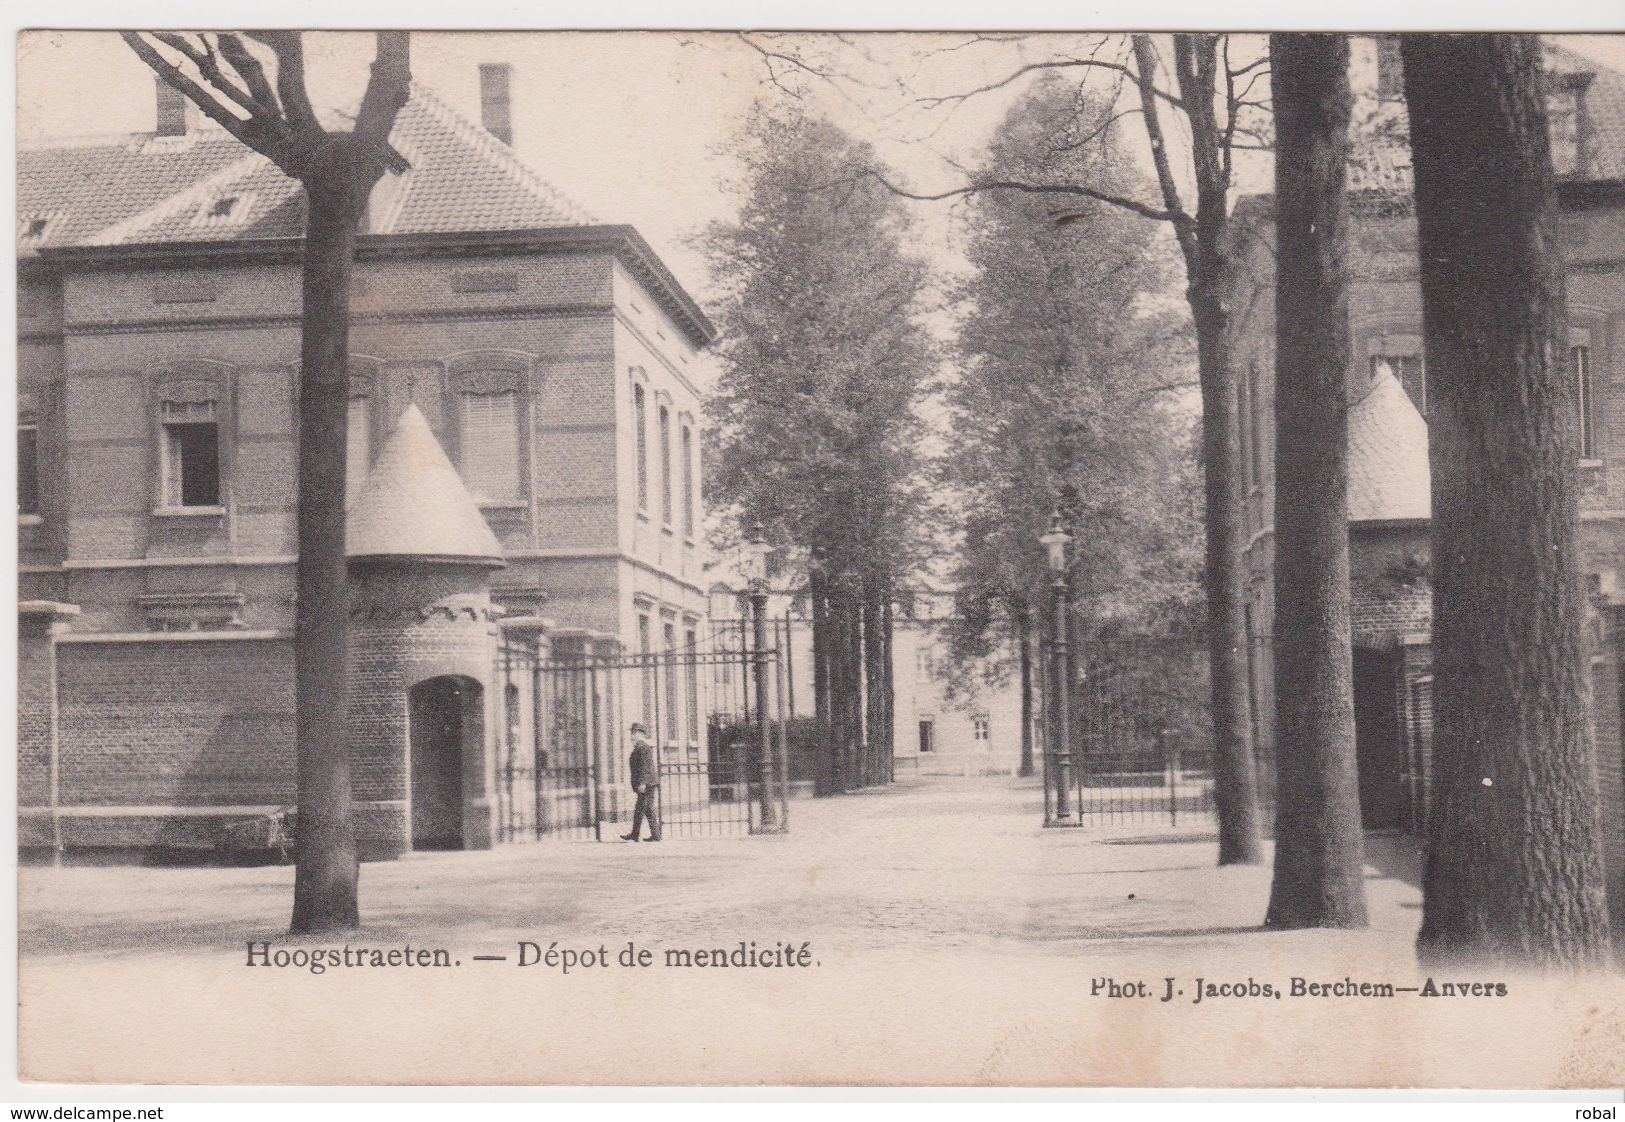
[408,675,483,850]
[1353,647,1406,830]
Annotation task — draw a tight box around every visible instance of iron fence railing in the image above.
[496,622,789,842]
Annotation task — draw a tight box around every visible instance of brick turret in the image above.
[346,405,506,857]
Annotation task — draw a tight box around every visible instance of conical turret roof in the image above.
[346,404,505,565]
[1348,368,1431,523]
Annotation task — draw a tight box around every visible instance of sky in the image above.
[17,29,1054,301]
[19,31,1625,311]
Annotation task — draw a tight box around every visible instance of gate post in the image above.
[586,631,622,839]
[19,600,80,864]
[749,584,783,833]
[774,633,792,830]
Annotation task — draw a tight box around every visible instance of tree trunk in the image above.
[1017,610,1035,778]
[1263,33,1368,930]
[1164,34,1266,867]
[1190,291,1265,865]
[1402,33,1611,967]
[846,582,865,789]
[119,32,410,936]
[290,151,369,934]
[826,581,852,792]
[863,576,886,786]
[810,565,834,797]
[881,591,896,782]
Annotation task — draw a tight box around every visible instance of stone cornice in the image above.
[28,225,717,350]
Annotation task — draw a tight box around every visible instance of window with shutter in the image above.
[684,624,699,741]
[18,421,39,516]
[1576,346,1597,459]
[459,390,520,501]
[1547,80,1586,178]
[638,613,654,725]
[1247,360,1267,481]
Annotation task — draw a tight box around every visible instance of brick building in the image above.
[1233,40,1625,917]
[17,69,716,857]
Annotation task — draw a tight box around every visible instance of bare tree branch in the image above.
[865,167,1192,229]
[149,33,262,119]
[354,30,412,172]
[120,32,291,162]
[734,30,894,115]
[124,30,410,180]
[247,31,320,132]
[912,55,1183,113]
[1223,36,1237,182]
[1130,34,1198,271]
[216,33,283,120]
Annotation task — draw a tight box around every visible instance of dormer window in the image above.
[192,193,253,227]
[1546,74,1591,178]
[19,215,51,242]
[1375,37,1404,102]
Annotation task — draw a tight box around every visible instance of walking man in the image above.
[621,722,662,842]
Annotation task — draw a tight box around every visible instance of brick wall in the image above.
[56,638,295,808]
[1349,524,1433,648]
[18,618,57,808]
[1597,608,1625,923]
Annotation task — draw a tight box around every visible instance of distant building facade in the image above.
[1233,40,1625,916]
[707,586,1031,781]
[18,71,715,857]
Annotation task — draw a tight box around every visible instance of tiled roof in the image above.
[347,404,505,565]
[1348,368,1431,523]
[1348,39,1625,213]
[1548,42,1625,180]
[18,82,594,251]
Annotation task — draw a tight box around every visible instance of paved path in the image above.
[18,776,1406,961]
[18,777,1624,1088]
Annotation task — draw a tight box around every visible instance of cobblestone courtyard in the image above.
[18,777,1625,1086]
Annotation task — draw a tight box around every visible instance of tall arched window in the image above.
[681,423,695,538]
[634,381,649,512]
[346,394,371,506]
[659,404,673,526]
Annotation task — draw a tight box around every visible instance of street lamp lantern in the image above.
[743,520,773,586]
[1039,512,1072,573]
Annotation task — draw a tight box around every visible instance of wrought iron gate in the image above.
[1042,637,1220,829]
[496,622,790,842]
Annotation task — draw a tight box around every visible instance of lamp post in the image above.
[1039,512,1075,823]
[743,522,781,832]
